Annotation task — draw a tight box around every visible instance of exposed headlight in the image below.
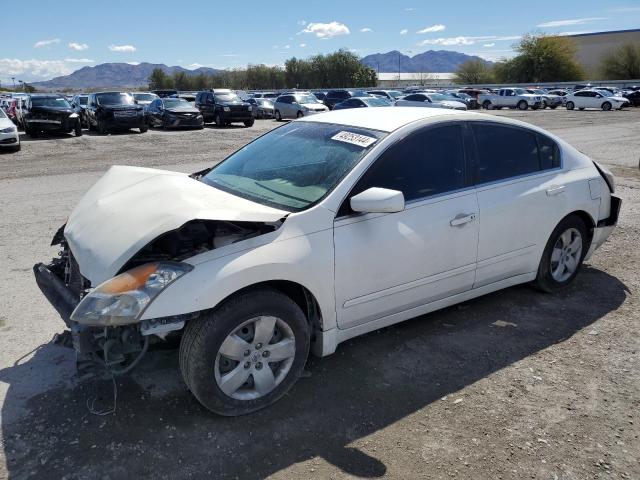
[69,113,79,118]
[70,262,193,326]
[247,106,252,111]
[223,106,230,112]
[0,126,16,133]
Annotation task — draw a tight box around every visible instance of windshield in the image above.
[263,93,279,98]
[513,88,527,95]
[428,93,451,102]
[164,99,191,108]
[202,122,386,211]
[32,97,70,108]
[363,97,391,107]
[597,90,612,97]
[78,96,88,105]
[96,93,135,105]
[133,93,157,101]
[216,92,241,102]
[295,94,319,104]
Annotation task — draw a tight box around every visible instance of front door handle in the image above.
[546,185,566,196]
[450,213,477,227]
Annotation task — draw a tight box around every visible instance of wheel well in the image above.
[566,210,596,242]
[220,280,323,332]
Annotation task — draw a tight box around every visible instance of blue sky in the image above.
[2,0,639,84]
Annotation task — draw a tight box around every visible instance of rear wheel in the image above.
[179,288,310,416]
[535,215,588,293]
[517,100,528,110]
[602,101,612,111]
[296,111,303,118]
[74,119,82,137]
[275,110,282,121]
[139,125,148,133]
[244,119,254,127]
[566,101,575,110]
[542,100,548,109]
[550,105,557,109]
[214,113,223,127]
[97,120,107,134]
[482,100,492,110]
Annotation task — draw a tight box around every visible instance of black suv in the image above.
[86,92,147,134]
[195,89,254,127]
[323,90,360,110]
[20,94,82,138]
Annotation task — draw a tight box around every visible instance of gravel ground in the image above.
[0,109,639,479]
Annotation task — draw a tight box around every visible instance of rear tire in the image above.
[244,119,254,127]
[517,100,528,110]
[482,100,492,110]
[214,113,223,127]
[550,105,557,109]
[296,111,303,118]
[275,110,282,121]
[541,100,548,109]
[74,120,82,137]
[139,125,148,133]
[535,215,588,293]
[566,101,575,110]
[179,288,310,416]
[97,120,107,134]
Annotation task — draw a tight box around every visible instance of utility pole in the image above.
[11,77,15,89]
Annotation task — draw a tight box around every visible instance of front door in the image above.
[334,123,479,329]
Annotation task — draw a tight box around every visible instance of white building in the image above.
[377,72,455,88]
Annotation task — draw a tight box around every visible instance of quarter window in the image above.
[345,124,466,211]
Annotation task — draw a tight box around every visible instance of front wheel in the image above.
[74,119,82,137]
[517,100,528,110]
[275,110,282,121]
[541,100,548,109]
[214,113,223,127]
[97,120,107,134]
[482,100,492,110]
[550,105,557,109]
[139,125,148,133]
[296,111,303,118]
[602,101,612,111]
[180,288,310,416]
[535,215,588,293]
[566,101,575,110]
[244,119,254,127]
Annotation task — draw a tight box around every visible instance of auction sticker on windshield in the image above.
[331,131,378,148]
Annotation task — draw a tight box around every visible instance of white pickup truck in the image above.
[478,88,543,110]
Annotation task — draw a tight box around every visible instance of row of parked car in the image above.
[1,83,638,153]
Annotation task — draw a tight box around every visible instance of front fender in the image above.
[140,227,337,331]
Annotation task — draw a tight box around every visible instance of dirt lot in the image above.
[0,109,639,479]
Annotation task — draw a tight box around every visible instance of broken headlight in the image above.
[70,262,193,326]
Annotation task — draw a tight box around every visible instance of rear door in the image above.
[469,121,564,287]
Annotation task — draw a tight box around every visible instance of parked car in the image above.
[131,92,159,108]
[323,89,371,110]
[86,92,148,134]
[525,89,563,109]
[274,93,328,120]
[246,98,275,118]
[546,89,569,105]
[71,94,90,127]
[20,94,82,138]
[311,91,327,101]
[146,97,204,129]
[622,90,640,107]
[251,92,278,99]
[442,91,478,109]
[565,90,629,111]
[333,96,392,110]
[478,88,543,110]
[33,107,620,416]
[195,89,254,127]
[151,89,178,98]
[395,92,467,110]
[457,88,490,102]
[0,107,20,151]
[366,90,404,101]
[4,98,20,124]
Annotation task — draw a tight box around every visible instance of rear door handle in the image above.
[450,213,477,227]
[546,185,566,196]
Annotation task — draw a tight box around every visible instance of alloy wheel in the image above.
[550,228,583,282]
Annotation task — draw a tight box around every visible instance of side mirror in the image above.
[350,187,405,214]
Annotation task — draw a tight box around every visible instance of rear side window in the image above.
[347,124,466,207]
[471,124,559,184]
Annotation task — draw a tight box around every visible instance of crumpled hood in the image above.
[64,165,288,284]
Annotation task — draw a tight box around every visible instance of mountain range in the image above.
[30,50,488,90]
[360,50,491,73]
[32,62,222,90]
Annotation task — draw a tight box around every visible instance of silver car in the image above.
[274,93,328,120]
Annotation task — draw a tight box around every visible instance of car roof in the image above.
[297,107,468,132]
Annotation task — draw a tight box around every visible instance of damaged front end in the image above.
[34,218,281,374]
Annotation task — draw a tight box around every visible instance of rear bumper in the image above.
[584,195,621,261]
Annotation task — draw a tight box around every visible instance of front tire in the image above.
[517,100,528,110]
[275,110,282,121]
[535,215,588,293]
[180,288,310,416]
[566,101,575,110]
[214,113,223,127]
[244,119,254,127]
[602,101,612,111]
[482,100,492,110]
[74,119,82,137]
[139,125,148,133]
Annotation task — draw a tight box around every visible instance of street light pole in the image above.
[11,77,15,89]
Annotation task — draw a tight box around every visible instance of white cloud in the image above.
[284,44,291,49]
[188,63,204,69]
[418,35,520,46]
[109,44,136,52]
[299,43,307,47]
[64,58,95,63]
[400,29,408,35]
[0,58,72,81]
[483,43,495,47]
[404,7,414,11]
[34,38,60,49]
[298,20,307,26]
[417,24,446,33]
[301,21,350,39]
[537,17,606,27]
[360,27,373,33]
[68,42,89,51]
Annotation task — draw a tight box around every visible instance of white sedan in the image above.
[395,92,467,110]
[565,89,629,111]
[0,107,20,151]
[34,107,620,415]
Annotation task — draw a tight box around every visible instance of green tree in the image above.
[453,59,495,84]
[493,34,584,83]
[600,43,640,80]
[148,68,172,90]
